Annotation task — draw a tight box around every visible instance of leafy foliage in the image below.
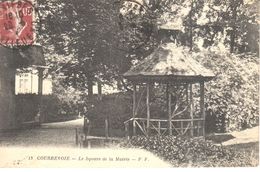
[87,92,132,130]
[119,0,259,54]
[15,94,78,123]
[195,48,259,131]
[37,0,258,85]
[190,0,259,53]
[122,135,257,167]
[35,0,259,131]
[38,0,127,94]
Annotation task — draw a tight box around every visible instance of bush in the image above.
[41,95,79,122]
[87,92,132,130]
[121,135,257,167]
[16,94,79,123]
[195,50,259,132]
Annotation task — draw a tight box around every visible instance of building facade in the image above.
[0,45,45,130]
[15,68,52,95]
[0,47,17,130]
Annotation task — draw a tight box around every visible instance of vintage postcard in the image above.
[0,0,259,168]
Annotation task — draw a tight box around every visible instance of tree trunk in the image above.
[97,81,102,100]
[230,3,237,53]
[87,79,93,98]
[189,0,193,51]
[37,68,44,123]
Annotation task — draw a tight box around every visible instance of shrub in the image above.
[195,50,259,132]
[41,95,79,122]
[121,135,257,167]
[16,94,79,123]
[87,92,132,130]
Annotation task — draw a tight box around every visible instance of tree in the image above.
[38,0,127,96]
[35,0,258,131]
[190,0,259,54]
[38,0,259,86]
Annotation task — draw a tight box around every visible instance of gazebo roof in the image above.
[123,43,214,83]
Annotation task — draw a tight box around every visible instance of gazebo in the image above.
[123,43,214,137]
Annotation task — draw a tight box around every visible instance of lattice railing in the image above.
[124,117,204,137]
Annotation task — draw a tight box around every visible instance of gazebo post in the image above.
[167,84,172,135]
[200,81,205,137]
[133,83,137,136]
[185,84,189,104]
[146,83,151,136]
[190,84,194,137]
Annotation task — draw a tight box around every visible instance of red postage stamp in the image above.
[0,0,34,45]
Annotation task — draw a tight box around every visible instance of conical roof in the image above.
[124,43,214,83]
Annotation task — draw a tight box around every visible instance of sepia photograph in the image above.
[0,0,259,168]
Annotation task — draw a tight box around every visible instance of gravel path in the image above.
[41,117,84,129]
[0,118,84,147]
[222,126,259,145]
[0,117,171,167]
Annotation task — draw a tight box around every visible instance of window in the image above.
[19,78,29,93]
[19,78,23,93]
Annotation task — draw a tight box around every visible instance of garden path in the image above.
[222,126,259,145]
[41,117,84,129]
[0,117,171,167]
[0,118,84,147]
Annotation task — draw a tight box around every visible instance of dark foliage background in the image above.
[15,94,79,124]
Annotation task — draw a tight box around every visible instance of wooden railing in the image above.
[124,117,204,137]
